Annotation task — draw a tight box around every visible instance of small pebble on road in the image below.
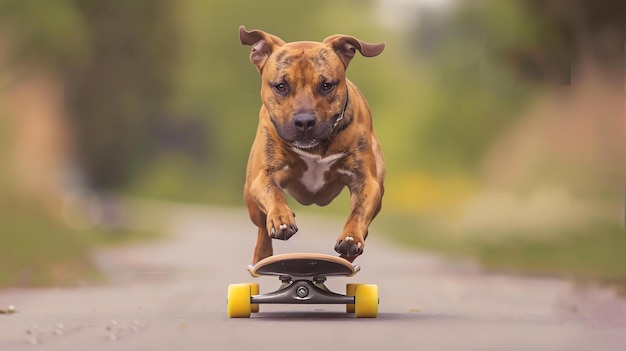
[0,305,15,314]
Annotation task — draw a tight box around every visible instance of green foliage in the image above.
[481,0,554,50]
[473,222,626,280]
[406,1,535,173]
[0,199,94,287]
[0,0,89,67]
[0,196,161,287]
[383,213,626,283]
[127,153,231,204]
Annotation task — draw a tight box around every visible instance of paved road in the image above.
[1,205,625,350]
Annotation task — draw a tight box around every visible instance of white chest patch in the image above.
[291,147,344,193]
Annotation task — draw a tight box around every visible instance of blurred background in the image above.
[0,0,623,288]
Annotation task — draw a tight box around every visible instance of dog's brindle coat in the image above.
[239,26,385,264]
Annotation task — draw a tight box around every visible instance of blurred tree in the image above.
[405,0,623,174]
[0,0,88,68]
[506,0,624,84]
[0,0,180,191]
[408,2,532,173]
[65,0,180,190]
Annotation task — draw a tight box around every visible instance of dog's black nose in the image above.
[293,113,316,132]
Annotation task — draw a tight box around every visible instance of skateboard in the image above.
[227,252,378,318]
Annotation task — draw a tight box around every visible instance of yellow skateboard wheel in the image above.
[354,284,378,318]
[227,284,251,318]
[346,283,359,313]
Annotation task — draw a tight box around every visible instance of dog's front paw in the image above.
[267,210,298,240]
[334,235,364,258]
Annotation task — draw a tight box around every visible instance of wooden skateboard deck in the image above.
[247,252,360,278]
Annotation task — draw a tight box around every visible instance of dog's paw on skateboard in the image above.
[267,212,298,240]
[334,236,363,259]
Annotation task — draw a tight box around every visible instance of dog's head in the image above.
[239,26,384,150]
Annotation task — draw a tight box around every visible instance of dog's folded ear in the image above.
[323,35,385,68]
[239,26,286,73]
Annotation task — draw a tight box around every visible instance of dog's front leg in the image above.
[248,171,299,238]
[246,174,298,263]
[335,176,383,261]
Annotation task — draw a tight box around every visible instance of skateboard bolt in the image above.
[296,286,309,298]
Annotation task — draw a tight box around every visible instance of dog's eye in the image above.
[273,83,288,94]
[320,82,335,93]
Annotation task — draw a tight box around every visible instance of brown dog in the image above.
[239,26,385,264]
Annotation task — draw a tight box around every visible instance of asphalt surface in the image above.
[1,205,625,350]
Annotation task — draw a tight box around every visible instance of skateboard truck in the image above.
[251,277,354,305]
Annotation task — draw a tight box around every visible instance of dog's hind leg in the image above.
[253,226,273,264]
[246,188,273,264]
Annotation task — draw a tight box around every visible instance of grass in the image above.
[0,203,162,288]
[471,223,626,280]
[0,216,91,287]
[381,213,626,291]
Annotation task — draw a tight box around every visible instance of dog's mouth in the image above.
[269,114,329,150]
[292,139,320,150]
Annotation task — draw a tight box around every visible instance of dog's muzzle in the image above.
[271,89,349,150]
